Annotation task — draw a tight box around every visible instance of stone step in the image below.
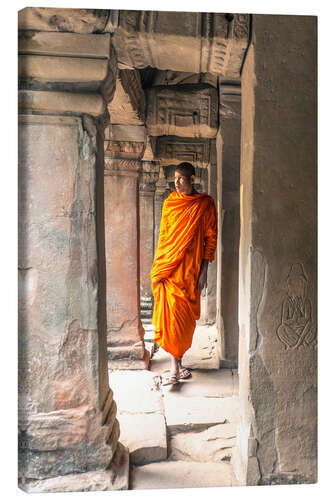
[130,460,237,489]
[169,423,237,463]
[163,395,240,434]
[117,413,167,465]
[108,370,167,467]
[108,370,163,414]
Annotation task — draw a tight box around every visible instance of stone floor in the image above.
[108,323,239,490]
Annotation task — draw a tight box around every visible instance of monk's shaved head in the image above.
[175,162,196,178]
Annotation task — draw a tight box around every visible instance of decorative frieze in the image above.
[147,85,218,138]
[156,136,211,168]
[111,10,250,78]
[104,124,146,160]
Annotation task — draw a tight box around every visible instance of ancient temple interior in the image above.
[18,8,317,492]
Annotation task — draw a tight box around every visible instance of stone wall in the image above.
[234,14,317,485]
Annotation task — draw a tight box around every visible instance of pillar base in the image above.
[19,443,129,493]
[108,348,150,371]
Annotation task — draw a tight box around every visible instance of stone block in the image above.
[131,461,236,489]
[163,395,239,434]
[147,85,218,138]
[19,54,108,83]
[20,443,130,492]
[18,90,104,116]
[18,31,111,58]
[169,423,237,462]
[108,370,163,414]
[117,413,167,465]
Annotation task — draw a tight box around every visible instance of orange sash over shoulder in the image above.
[151,190,217,359]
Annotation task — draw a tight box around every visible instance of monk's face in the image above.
[174,170,194,194]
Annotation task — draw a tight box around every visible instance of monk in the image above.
[151,162,217,385]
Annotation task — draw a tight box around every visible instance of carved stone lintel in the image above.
[112,11,250,78]
[147,85,218,138]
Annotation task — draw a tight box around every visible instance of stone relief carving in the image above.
[147,86,218,138]
[233,14,250,39]
[112,11,249,77]
[156,137,210,167]
[277,263,317,349]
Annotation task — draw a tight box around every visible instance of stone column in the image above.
[154,167,171,251]
[233,15,317,486]
[18,14,128,492]
[104,126,149,369]
[139,163,159,322]
[216,81,241,367]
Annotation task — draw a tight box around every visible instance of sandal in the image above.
[178,368,192,380]
[162,374,179,386]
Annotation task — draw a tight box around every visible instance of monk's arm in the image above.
[196,201,217,291]
[196,259,209,291]
[203,200,218,262]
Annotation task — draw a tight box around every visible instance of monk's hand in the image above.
[196,259,209,291]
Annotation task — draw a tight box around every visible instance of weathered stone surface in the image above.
[19,54,109,83]
[156,136,210,168]
[117,413,167,465]
[147,85,218,138]
[131,461,236,489]
[18,7,110,33]
[21,443,130,492]
[169,423,237,462]
[18,113,117,480]
[108,69,145,125]
[112,10,249,78]
[163,395,239,433]
[182,324,220,370]
[236,14,317,486]
[18,31,111,58]
[18,90,105,116]
[108,370,163,415]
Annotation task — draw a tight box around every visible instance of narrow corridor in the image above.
[108,324,239,490]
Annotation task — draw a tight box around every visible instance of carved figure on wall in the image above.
[277,263,316,349]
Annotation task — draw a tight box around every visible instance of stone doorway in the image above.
[18,8,317,492]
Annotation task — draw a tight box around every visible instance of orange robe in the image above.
[151,190,217,359]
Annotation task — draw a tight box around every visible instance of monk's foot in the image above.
[162,373,179,386]
[178,367,192,380]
